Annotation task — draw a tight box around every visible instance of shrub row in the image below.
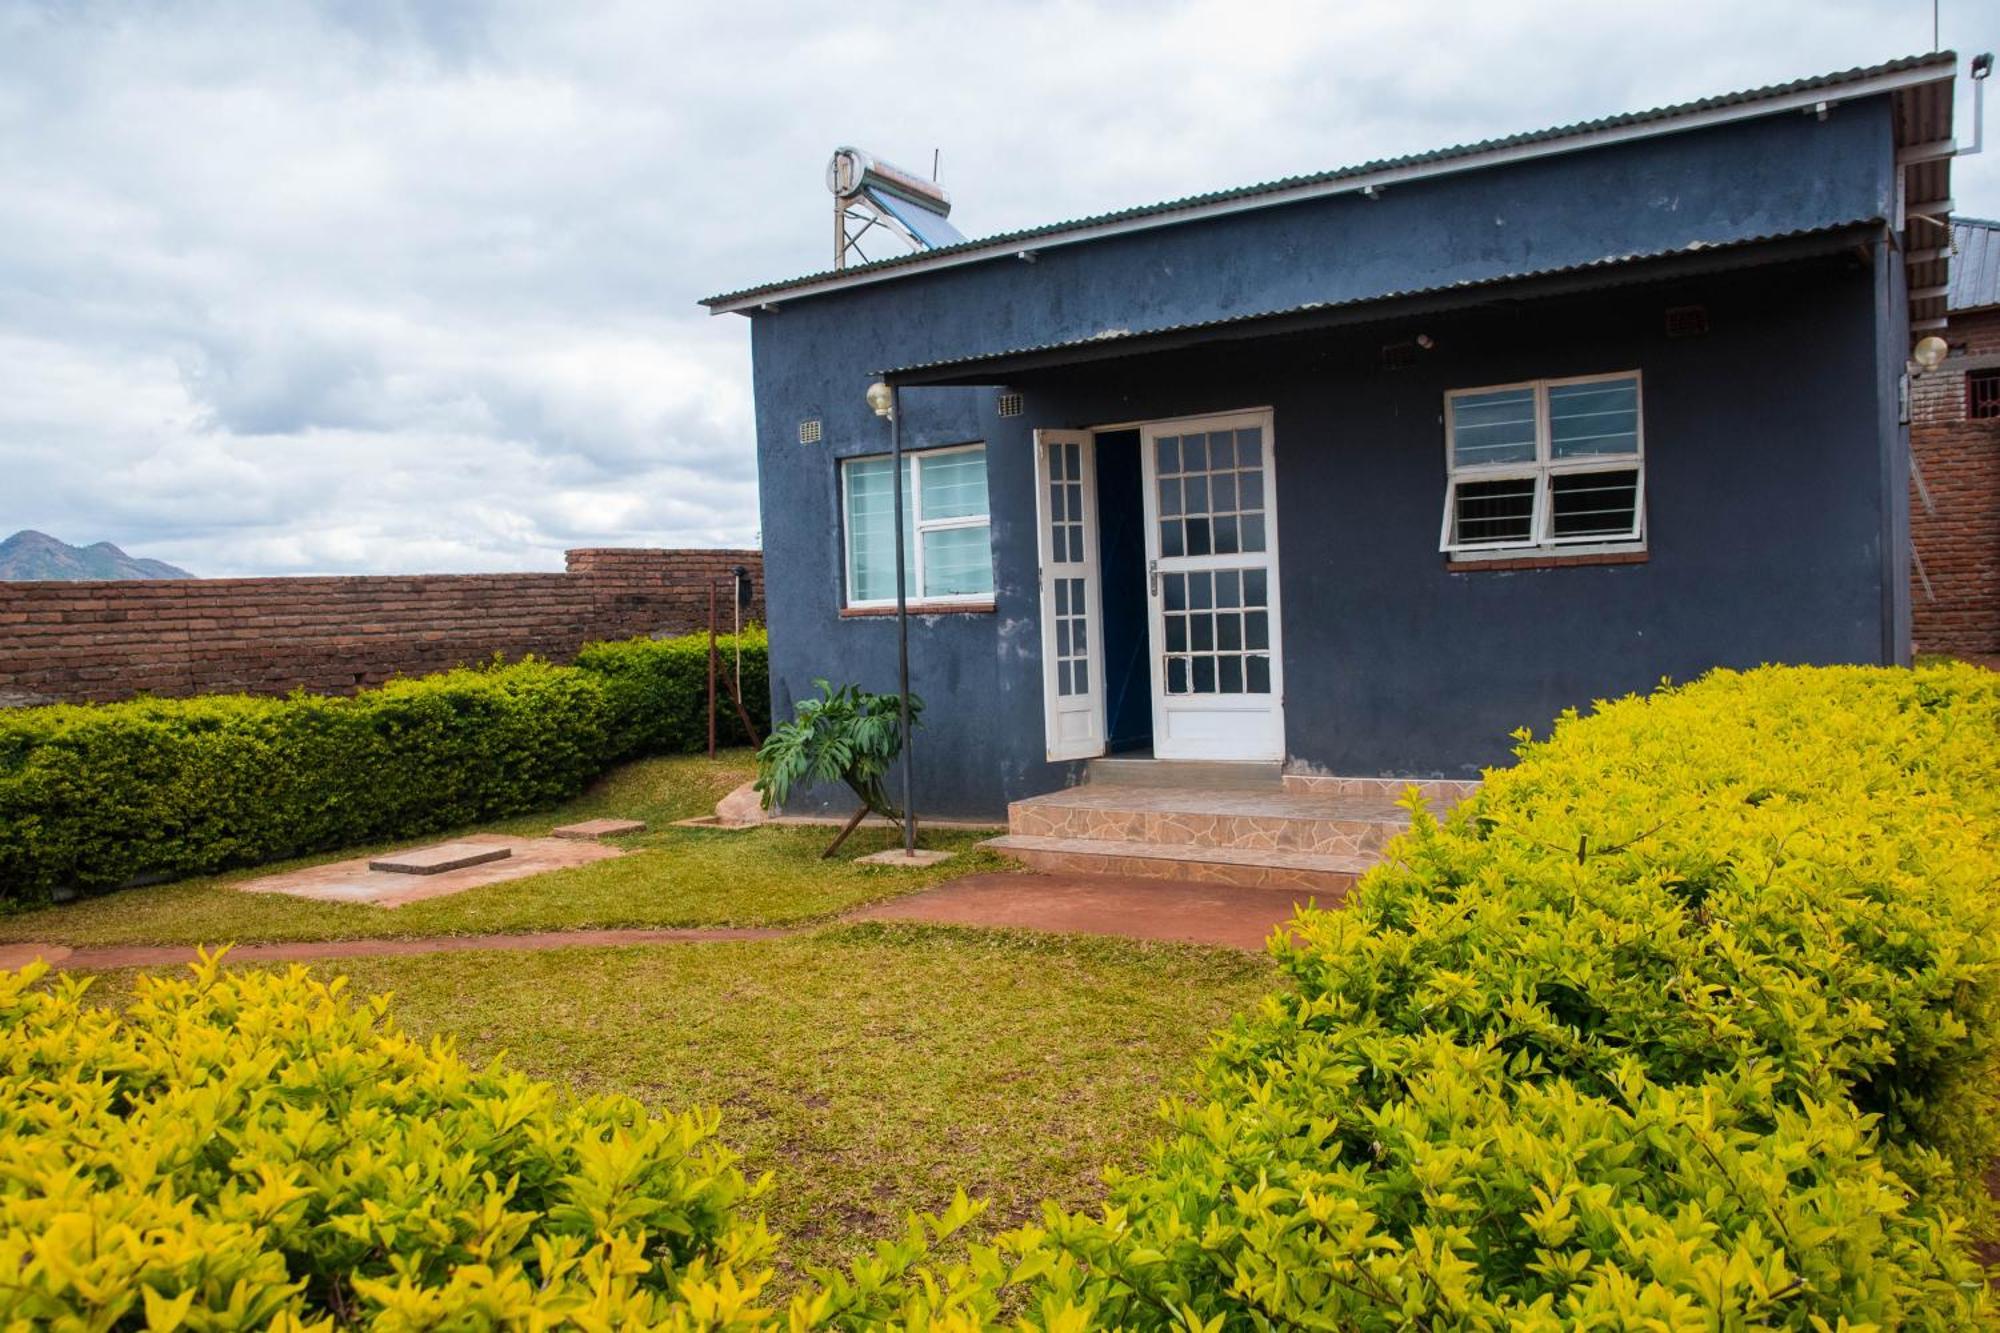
[0,631,766,905]
[941,663,2000,1327]
[5,663,1994,1328]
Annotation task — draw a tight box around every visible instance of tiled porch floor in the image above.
[984,781,1417,893]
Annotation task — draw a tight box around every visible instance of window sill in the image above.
[1446,548,1649,573]
[841,600,997,617]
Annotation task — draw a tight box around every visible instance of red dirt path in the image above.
[0,872,1312,972]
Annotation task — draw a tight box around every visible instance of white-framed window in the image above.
[1439,371,1646,556]
[842,443,993,607]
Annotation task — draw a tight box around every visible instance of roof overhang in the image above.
[879,222,1885,386]
[705,55,1957,317]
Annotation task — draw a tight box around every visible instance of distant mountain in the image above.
[0,530,195,581]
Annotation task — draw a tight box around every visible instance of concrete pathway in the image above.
[850,873,1318,951]
[0,871,1316,972]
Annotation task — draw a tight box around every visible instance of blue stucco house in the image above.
[703,54,1968,824]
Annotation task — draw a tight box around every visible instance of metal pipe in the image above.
[1965,54,1991,157]
[887,384,914,854]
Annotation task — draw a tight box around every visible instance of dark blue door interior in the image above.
[1092,429,1152,753]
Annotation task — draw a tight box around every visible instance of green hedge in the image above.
[576,630,768,759]
[916,664,2000,1328]
[0,631,767,906]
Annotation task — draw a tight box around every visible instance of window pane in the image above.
[1549,468,1639,539]
[1549,378,1639,458]
[1156,436,1181,475]
[1239,469,1264,511]
[1246,654,1271,693]
[1211,473,1236,512]
[846,455,913,602]
[1235,428,1262,469]
[920,448,989,519]
[1451,476,1536,546]
[1450,387,1537,467]
[922,524,994,596]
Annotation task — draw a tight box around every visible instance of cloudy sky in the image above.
[3,0,1995,575]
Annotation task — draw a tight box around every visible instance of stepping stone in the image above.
[368,842,513,875]
[551,818,647,840]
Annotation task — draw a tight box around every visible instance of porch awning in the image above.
[878,220,1884,387]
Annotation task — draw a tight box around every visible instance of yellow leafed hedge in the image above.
[0,952,785,1329]
[937,663,2000,1328]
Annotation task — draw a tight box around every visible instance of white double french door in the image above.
[1035,431,1106,760]
[1139,410,1284,760]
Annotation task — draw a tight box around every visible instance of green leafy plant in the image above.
[754,679,921,857]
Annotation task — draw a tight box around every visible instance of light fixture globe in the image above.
[1912,335,1949,371]
[865,381,895,417]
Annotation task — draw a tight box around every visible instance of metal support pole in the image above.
[706,580,718,759]
[887,384,914,855]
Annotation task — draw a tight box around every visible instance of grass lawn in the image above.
[83,923,1276,1280]
[0,752,1006,946]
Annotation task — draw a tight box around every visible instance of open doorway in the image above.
[1091,429,1152,754]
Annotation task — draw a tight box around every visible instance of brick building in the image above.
[1911,217,2000,659]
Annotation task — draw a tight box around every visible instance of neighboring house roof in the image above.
[1948,218,2000,312]
[878,221,1883,384]
[702,52,1957,315]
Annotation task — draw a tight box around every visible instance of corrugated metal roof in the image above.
[879,220,1883,382]
[703,52,1955,312]
[1949,218,2000,312]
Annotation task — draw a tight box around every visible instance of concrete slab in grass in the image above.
[238,835,623,908]
[370,842,512,875]
[853,848,955,868]
[551,818,647,840]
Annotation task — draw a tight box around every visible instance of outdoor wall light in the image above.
[866,381,895,417]
[1912,335,1949,372]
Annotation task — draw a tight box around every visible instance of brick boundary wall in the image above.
[0,548,763,706]
[1910,306,2000,659]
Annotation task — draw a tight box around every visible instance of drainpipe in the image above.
[886,383,914,854]
[1965,54,1991,157]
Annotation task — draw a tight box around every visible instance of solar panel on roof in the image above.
[866,186,965,250]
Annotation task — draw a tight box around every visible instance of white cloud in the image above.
[0,0,1992,574]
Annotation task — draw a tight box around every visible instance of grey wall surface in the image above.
[740,99,1902,816]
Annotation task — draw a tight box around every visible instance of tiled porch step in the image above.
[1086,757,1284,790]
[1008,786,1410,856]
[981,833,1369,895]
